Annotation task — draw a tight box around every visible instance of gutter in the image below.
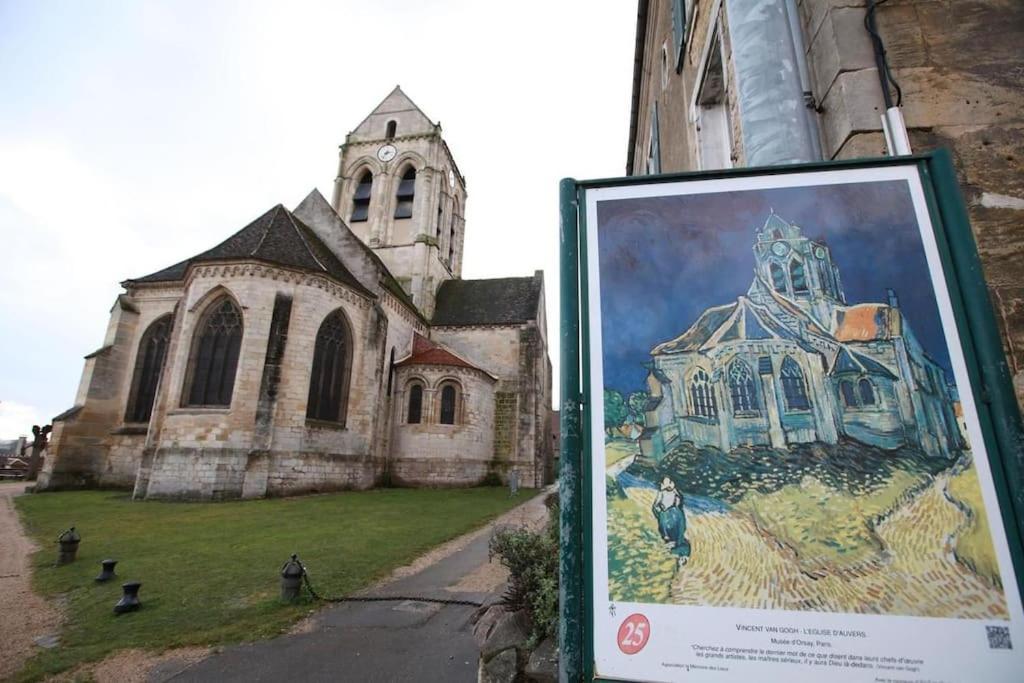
[625,0,651,176]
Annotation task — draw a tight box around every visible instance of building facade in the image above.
[641,212,962,461]
[38,88,553,499]
[627,0,1024,416]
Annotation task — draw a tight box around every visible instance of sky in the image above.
[596,180,952,395]
[0,0,637,438]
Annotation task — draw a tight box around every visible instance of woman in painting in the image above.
[652,476,691,567]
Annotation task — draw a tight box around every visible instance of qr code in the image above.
[986,625,1012,650]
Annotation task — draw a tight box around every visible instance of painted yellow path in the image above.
[621,477,1008,618]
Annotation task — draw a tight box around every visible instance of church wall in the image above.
[390,365,496,486]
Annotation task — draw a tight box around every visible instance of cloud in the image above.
[0,400,47,440]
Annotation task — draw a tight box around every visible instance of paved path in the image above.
[159,489,552,683]
[0,481,62,680]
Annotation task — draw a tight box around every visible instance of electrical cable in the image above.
[864,0,904,108]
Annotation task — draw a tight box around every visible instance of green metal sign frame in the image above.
[558,150,1024,681]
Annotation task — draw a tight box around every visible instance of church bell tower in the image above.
[331,86,467,318]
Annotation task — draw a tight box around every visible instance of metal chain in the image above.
[297,560,483,608]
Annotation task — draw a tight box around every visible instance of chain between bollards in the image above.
[288,555,483,608]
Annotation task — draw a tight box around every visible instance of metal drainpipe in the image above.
[783,0,823,160]
[865,0,912,155]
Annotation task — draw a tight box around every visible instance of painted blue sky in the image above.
[595,179,953,395]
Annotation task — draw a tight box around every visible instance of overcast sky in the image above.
[0,0,636,437]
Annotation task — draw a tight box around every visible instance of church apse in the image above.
[641,212,962,461]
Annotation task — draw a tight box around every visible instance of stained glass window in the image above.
[307,311,352,423]
[440,384,458,425]
[780,356,810,411]
[728,359,758,414]
[126,315,172,422]
[689,368,717,418]
[186,298,242,407]
[407,383,423,424]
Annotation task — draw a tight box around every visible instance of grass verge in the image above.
[946,464,1001,587]
[14,486,533,681]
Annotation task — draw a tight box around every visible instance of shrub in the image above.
[488,494,559,646]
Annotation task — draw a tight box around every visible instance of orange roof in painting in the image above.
[394,334,495,377]
[833,304,901,342]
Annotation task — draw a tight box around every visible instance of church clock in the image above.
[814,246,826,259]
[771,241,789,257]
[377,144,397,162]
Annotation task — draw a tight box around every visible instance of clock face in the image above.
[448,169,455,188]
[771,241,789,257]
[814,246,826,259]
[377,144,397,162]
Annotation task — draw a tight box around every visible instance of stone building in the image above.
[38,87,553,499]
[640,211,962,461]
[627,0,1024,412]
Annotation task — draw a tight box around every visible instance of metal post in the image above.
[559,178,584,682]
[883,107,912,156]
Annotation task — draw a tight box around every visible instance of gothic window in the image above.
[780,356,810,411]
[185,297,243,407]
[394,167,416,219]
[125,315,172,422]
[817,260,833,297]
[407,383,424,424]
[840,379,857,407]
[439,382,459,425]
[688,368,717,419]
[858,378,876,406]
[387,348,396,396]
[351,171,372,222]
[790,259,808,293]
[770,262,787,292]
[306,310,353,424]
[448,200,459,265]
[728,359,757,414]
[386,120,397,139]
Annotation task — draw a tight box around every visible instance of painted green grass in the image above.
[13,487,534,681]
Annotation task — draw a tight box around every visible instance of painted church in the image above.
[38,88,553,500]
[639,212,964,461]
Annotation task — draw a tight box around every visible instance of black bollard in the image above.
[114,582,142,614]
[95,559,118,583]
[280,554,305,603]
[57,527,81,565]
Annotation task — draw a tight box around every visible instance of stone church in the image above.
[640,212,963,461]
[38,87,553,499]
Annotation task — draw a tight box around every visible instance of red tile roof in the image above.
[394,334,493,376]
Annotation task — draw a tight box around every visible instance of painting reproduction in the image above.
[590,168,1017,622]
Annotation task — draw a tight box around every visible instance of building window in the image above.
[448,200,459,265]
[386,120,397,139]
[858,378,876,406]
[351,170,372,222]
[790,259,808,293]
[646,102,661,174]
[306,310,352,424]
[125,315,172,422]
[185,297,243,407]
[660,45,669,90]
[439,383,459,425]
[770,262,787,293]
[387,347,396,396]
[840,379,857,407]
[670,0,688,71]
[688,368,717,418]
[694,28,732,170]
[394,167,416,219]
[728,359,758,414]
[407,383,424,424]
[780,357,810,411]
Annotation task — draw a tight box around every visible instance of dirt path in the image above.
[618,477,1007,618]
[0,482,62,680]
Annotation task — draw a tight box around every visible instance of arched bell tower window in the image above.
[126,314,172,422]
[439,382,460,425]
[770,262,787,293]
[780,356,810,411]
[385,120,397,139]
[394,167,416,219]
[306,310,353,424]
[185,297,243,407]
[407,382,424,424]
[351,171,372,223]
[728,359,758,414]
[448,199,458,265]
[790,259,808,293]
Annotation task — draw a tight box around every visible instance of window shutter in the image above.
[672,0,686,72]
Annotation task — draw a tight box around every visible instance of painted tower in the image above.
[331,86,467,318]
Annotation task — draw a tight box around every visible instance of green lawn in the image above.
[14,487,533,681]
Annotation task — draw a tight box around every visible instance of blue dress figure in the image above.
[652,477,691,568]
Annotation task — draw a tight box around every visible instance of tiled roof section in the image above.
[834,304,900,342]
[830,346,897,379]
[394,334,494,377]
[432,276,541,326]
[652,303,736,354]
[127,205,371,296]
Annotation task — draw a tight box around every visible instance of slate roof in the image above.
[394,334,495,378]
[432,276,541,327]
[126,205,371,296]
[653,297,816,355]
[830,346,898,379]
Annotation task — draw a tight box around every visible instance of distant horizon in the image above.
[595,180,952,396]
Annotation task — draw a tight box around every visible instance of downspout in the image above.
[783,0,822,160]
[865,0,912,155]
